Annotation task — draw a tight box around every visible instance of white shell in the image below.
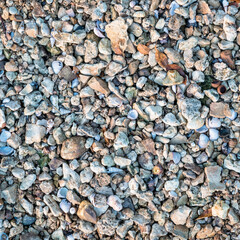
[60,199,71,213]
[0,130,11,142]
[198,134,209,149]
[57,187,68,198]
[94,27,105,38]
[209,129,219,141]
[52,61,63,74]
[228,109,237,120]
[208,117,221,128]
[127,109,138,120]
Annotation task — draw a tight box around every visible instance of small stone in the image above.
[223,15,237,42]
[163,113,180,126]
[44,195,62,217]
[12,168,25,179]
[26,21,38,38]
[107,195,123,211]
[170,205,191,225]
[209,129,219,141]
[77,201,97,224]
[179,37,198,50]
[25,124,46,144]
[40,181,55,194]
[20,174,36,190]
[5,61,18,71]
[99,38,112,55]
[212,200,230,219]
[145,106,162,121]
[164,178,179,191]
[114,156,131,167]
[88,77,110,96]
[205,166,225,192]
[1,184,18,204]
[105,17,129,54]
[0,109,6,127]
[60,199,71,213]
[60,137,86,160]
[157,70,184,86]
[23,215,36,225]
[114,131,129,150]
[208,117,221,128]
[64,55,77,66]
[210,102,231,118]
[198,134,209,149]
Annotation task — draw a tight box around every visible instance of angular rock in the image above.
[88,77,110,96]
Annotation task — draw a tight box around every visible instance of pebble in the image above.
[107,195,123,211]
[20,174,36,190]
[170,205,191,225]
[60,199,71,213]
[212,200,230,219]
[52,61,63,74]
[198,134,209,149]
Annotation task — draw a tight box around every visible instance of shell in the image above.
[94,27,105,38]
[228,109,237,120]
[217,85,227,95]
[127,109,138,120]
[70,207,76,214]
[152,164,164,175]
[208,117,221,128]
[77,200,97,224]
[0,146,14,156]
[209,129,219,141]
[52,61,63,74]
[198,134,209,149]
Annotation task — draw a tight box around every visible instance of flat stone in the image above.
[43,195,62,217]
[210,102,231,118]
[212,200,230,219]
[1,184,18,204]
[205,166,225,192]
[114,156,131,167]
[20,174,36,190]
[88,77,110,96]
[173,225,189,240]
[170,205,191,225]
[61,137,86,160]
[179,37,198,50]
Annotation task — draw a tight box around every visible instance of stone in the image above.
[105,17,129,54]
[163,113,180,126]
[98,38,112,55]
[107,195,123,211]
[114,131,129,150]
[60,137,86,160]
[212,200,230,219]
[12,168,25,179]
[0,109,6,127]
[88,77,110,96]
[20,233,41,240]
[223,15,237,42]
[114,156,131,167]
[170,205,191,225]
[224,157,240,173]
[5,61,18,71]
[44,195,62,217]
[205,166,225,192]
[20,174,36,190]
[40,181,55,194]
[210,102,231,118]
[25,124,46,144]
[59,66,76,81]
[164,178,179,191]
[60,199,71,213]
[25,21,38,38]
[145,106,162,121]
[80,62,107,76]
[52,30,86,44]
[156,70,184,86]
[105,61,123,77]
[179,37,198,50]
[77,201,97,224]
[173,225,189,239]
[1,184,18,204]
[150,224,167,239]
[20,198,33,215]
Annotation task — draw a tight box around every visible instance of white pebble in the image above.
[57,187,68,198]
[196,125,208,133]
[0,130,11,142]
[70,207,76,214]
[228,109,237,120]
[209,129,219,141]
[52,61,63,74]
[107,195,122,211]
[208,117,221,128]
[127,109,138,120]
[60,199,71,213]
[198,134,209,149]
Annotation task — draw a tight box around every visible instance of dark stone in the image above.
[58,66,76,81]
[219,128,230,137]
[23,215,36,225]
